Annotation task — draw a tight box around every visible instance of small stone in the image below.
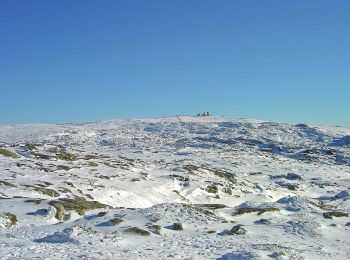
[110,217,124,225]
[227,224,246,235]
[285,173,302,181]
[255,218,271,225]
[97,211,107,217]
[323,211,349,219]
[172,222,183,231]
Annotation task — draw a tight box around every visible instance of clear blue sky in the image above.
[1,1,349,126]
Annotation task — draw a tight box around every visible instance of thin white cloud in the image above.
[262,59,273,63]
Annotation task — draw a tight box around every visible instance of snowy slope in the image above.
[0,116,349,259]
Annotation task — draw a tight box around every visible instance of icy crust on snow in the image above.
[0,116,350,259]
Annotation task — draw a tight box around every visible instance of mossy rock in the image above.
[0,148,19,159]
[24,199,42,205]
[57,165,71,171]
[88,162,98,167]
[58,187,72,194]
[5,233,16,238]
[103,162,117,169]
[146,224,162,235]
[25,143,37,150]
[97,211,108,217]
[194,204,228,210]
[49,197,107,219]
[85,193,94,200]
[323,211,349,219]
[119,156,135,165]
[286,184,298,191]
[0,180,17,188]
[36,183,49,188]
[233,207,280,216]
[52,203,65,221]
[183,165,200,174]
[47,147,60,153]
[224,187,233,195]
[99,175,111,180]
[207,185,218,194]
[203,166,237,183]
[7,213,18,226]
[110,217,124,225]
[172,222,183,231]
[56,152,77,161]
[1,212,17,227]
[308,200,330,210]
[35,187,60,197]
[85,154,99,160]
[124,227,150,236]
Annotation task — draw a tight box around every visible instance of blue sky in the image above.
[0,1,349,126]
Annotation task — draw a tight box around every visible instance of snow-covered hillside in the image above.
[0,116,349,259]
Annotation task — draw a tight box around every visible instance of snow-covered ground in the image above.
[0,116,349,259]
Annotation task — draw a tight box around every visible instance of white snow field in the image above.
[0,116,349,259]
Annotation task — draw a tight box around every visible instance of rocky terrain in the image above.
[0,116,349,259]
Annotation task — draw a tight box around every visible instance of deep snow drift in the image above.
[0,116,349,259]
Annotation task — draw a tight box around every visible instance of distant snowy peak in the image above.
[0,116,349,150]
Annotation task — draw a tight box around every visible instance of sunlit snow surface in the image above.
[0,116,349,259]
